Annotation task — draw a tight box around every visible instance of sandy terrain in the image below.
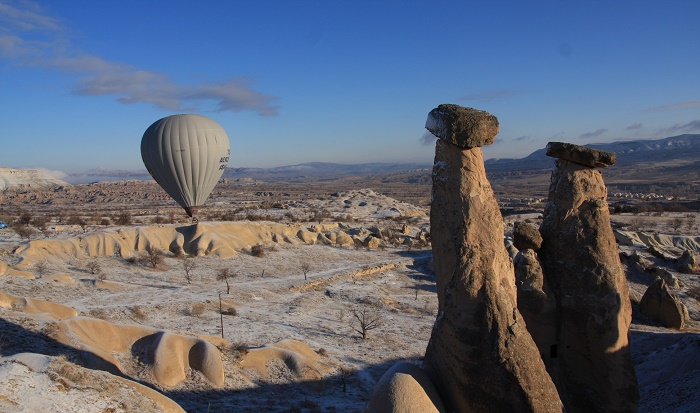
[0,190,699,412]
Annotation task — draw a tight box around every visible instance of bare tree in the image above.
[216,268,238,294]
[183,256,197,283]
[12,224,35,240]
[350,307,381,340]
[34,261,49,279]
[32,216,49,231]
[18,211,32,226]
[143,245,164,269]
[114,212,132,226]
[300,262,311,281]
[86,260,102,277]
[668,217,683,232]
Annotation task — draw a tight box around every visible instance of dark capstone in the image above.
[425,104,499,148]
[546,142,616,168]
[513,221,543,251]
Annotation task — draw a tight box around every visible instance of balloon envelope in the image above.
[141,114,230,217]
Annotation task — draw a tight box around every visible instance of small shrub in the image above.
[230,342,249,361]
[114,212,132,226]
[317,348,328,357]
[41,322,59,339]
[190,303,206,317]
[89,308,108,319]
[251,244,265,258]
[18,211,32,226]
[32,216,49,230]
[131,306,147,321]
[12,224,35,240]
[34,261,49,278]
[151,215,166,224]
[86,260,102,276]
[222,307,237,316]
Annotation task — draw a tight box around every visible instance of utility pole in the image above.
[219,292,224,338]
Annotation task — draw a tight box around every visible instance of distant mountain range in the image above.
[5,134,696,188]
[485,134,700,171]
[222,162,432,182]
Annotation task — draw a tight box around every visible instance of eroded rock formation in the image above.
[639,278,689,329]
[538,142,639,412]
[422,104,563,412]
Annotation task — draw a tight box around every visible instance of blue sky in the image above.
[1,0,699,174]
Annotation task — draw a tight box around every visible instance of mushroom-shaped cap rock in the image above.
[546,142,616,168]
[425,104,499,148]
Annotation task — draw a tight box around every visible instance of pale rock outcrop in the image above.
[423,105,563,412]
[513,221,543,251]
[334,231,354,247]
[0,290,77,320]
[678,250,700,274]
[239,340,326,383]
[504,237,519,260]
[363,235,383,249]
[365,362,446,413]
[296,229,318,244]
[54,316,225,388]
[538,143,639,412]
[0,353,186,413]
[13,222,303,267]
[148,331,225,387]
[619,250,652,272]
[647,244,677,262]
[513,249,557,366]
[639,278,689,329]
[647,266,680,289]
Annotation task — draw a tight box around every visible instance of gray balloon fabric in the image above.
[141,114,230,217]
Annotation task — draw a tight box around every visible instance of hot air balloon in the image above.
[141,114,230,217]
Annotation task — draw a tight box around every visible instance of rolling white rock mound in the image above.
[0,167,69,191]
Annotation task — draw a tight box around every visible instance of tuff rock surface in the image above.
[514,248,558,366]
[640,278,689,329]
[538,147,639,413]
[513,221,543,251]
[423,105,562,412]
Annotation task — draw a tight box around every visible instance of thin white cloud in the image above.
[0,1,61,32]
[650,101,700,112]
[659,120,700,135]
[626,123,643,130]
[458,89,525,102]
[579,128,607,139]
[513,135,531,142]
[0,1,278,116]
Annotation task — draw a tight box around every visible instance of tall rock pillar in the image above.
[423,104,563,413]
[538,142,639,413]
